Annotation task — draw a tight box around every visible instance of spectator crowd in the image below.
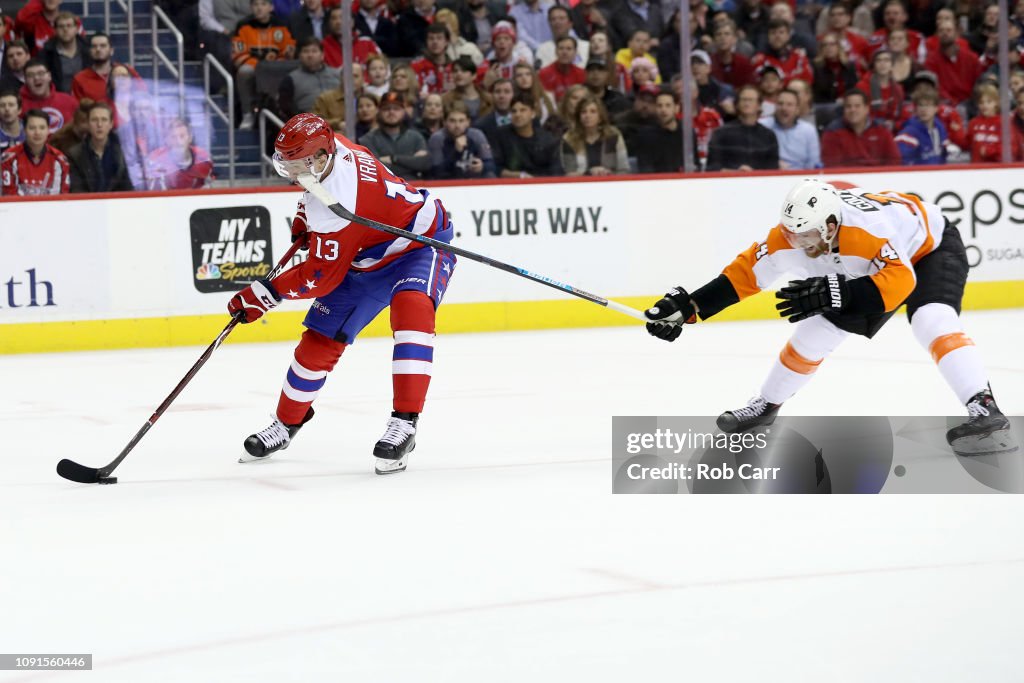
[4,0,1024,195]
[1,0,214,196]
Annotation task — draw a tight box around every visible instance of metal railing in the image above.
[204,54,235,186]
[104,0,134,64]
[151,5,185,119]
[259,109,286,184]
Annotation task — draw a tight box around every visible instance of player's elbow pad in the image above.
[845,277,887,315]
[690,274,741,320]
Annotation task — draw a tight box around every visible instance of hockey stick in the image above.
[296,173,647,322]
[56,240,305,485]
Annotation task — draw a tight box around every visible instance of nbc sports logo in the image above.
[196,263,222,280]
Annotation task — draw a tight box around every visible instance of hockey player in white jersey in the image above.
[644,178,1013,456]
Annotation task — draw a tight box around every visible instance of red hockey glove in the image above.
[291,208,309,250]
[228,279,280,323]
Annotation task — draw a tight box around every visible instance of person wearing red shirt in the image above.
[870,0,925,61]
[750,18,812,86]
[538,36,585,100]
[15,0,83,55]
[966,84,1024,162]
[477,22,526,88]
[922,8,971,60]
[144,118,215,190]
[820,2,870,70]
[322,5,381,68]
[924,21,982,105]
[855,49,904,129]
[1,10,16,44]
[821,88,901,167]
[689,85,723,170]
[0,108,69,195]
[71,32,141,107]
[711,18,756,88]
[410,24,453,94]
[19,59,77,133]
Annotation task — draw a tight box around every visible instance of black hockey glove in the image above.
[775,274,849,323]
[644,287,697,342]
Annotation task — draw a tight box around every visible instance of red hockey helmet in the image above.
[273,113,337,179]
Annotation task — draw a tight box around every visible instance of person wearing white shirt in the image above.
[508,0,554,51]
[535,5,589,68]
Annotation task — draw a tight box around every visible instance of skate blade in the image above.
[950,429,1019,457]
[374,456,407,475]
[238,451,275,464]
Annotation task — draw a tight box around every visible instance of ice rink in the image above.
[3,310,1023,681]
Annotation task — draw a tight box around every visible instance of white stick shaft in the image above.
[296,173,648,323]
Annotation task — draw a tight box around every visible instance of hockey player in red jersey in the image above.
[228,113,456,474]
[644,179,1012,456]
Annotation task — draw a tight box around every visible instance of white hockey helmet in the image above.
[779,179,842,249]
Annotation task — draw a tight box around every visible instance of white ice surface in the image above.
[2,311,1023,682]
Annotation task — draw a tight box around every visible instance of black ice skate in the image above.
[946,390,1017,456]
[717,396,781,433]
[374,412,418,475]
[240,408,315,463]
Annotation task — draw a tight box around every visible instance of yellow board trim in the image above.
[1,280,1022,355]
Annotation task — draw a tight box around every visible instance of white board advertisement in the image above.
[1,167,1021,327]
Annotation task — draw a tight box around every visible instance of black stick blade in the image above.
[56,459,102,484]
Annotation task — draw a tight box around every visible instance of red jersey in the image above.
[322,34,380,69]
[15,0,84,54]
[750,47,812,86]
[870,28,925,61]
[966,115,1024,163]
[924,46,982,105]
[19,83,78,133]
[821,29,870,67]
[2,14,16,43]
[855,75,904,126]
[979,45,1024,72]
[410,56,453,95]
[692,106,723,166]
[144,146,215,190]
[273,135,450,300]
[821,120,901,167]
[537,63,585,101]
[71,63,143,108]
[923,34,971,61]
[711,51,756,88]
[1,142,69,195]
[476,55,523,84]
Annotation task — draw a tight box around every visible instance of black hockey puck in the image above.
[98,476,118,485]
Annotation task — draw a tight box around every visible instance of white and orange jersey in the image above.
[722,188,945,313]
[273,134,450,300]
